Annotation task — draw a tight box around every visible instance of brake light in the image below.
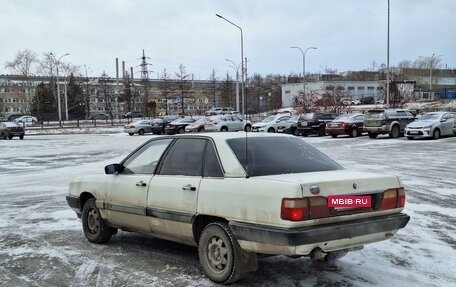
[281,197,330,221]
[379,187,405,210]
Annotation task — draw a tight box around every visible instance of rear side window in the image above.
[204,142,224,177]
[365,111,385,120]
[227,137,343,177]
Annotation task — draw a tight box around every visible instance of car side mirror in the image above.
[105,163,121,174]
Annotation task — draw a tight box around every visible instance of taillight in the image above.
[380,187,405,210]
[341,123,346,128]
[281,197,330,221]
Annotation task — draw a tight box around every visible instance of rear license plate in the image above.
[328,195,371,208]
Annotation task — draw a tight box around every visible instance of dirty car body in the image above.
[66,133,409,284]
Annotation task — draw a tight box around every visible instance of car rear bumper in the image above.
[229,213,409,255]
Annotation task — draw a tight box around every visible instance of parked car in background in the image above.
[205,107,235,116]
[164,118,195,134]
[14,115,38,126]
[123,111,143,118]
[0,122,25,140]
[66,133,409,284]
[7,114,24,122]
[204,115,251,132]
[404,111,456,140]
[276,114,300,135]
[90,113,111,120]
[326,113,365,138]
[252,114,292,133]
[364,109,415,138]
[453,116,456,135]
[124,120,153,136]
[296,112,338,136]
[150,117,177,135]
[185,117,209,132]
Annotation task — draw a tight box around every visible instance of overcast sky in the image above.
[1,0,454,80]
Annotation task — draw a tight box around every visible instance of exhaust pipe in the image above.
[310,248,328,261]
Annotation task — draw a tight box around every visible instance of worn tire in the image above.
[198,222,242,284]
[138,129,145,135]
[82,198,113,244]
[389,125,400,138]
[432,129,440,140]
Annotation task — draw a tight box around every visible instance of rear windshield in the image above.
[301,113,314,121]
[227,137,343,177]
[365,111,385,120]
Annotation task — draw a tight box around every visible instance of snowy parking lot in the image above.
[1,132,455,287]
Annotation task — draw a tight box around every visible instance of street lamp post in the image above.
[216,14,245,116]
[386,0,390,108]
[50,52,70,125]
[225,59,240,112]
[290,46,317,96]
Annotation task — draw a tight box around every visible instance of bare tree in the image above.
[158,69,172,115]
[208,69,218,107]
[292,89,319,113]
[98,72,114,117]
[4,49,38,114]
[175,64,191,115]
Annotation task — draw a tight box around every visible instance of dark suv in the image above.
[364,109,415,138]
[123,111,143,118]
[296,112,338,136]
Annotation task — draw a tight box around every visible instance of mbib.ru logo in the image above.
[327,195,371,208]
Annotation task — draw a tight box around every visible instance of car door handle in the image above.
[182,184,196,191]
[136,180,147,187]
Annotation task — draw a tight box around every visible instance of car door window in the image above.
[159,138,206,176]
[204,141,224,177]
[122,139,173,174]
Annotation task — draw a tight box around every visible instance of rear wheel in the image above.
[389,125,400,138]
[198,222,241,284]
[19,135,24,140]
[432,128,440,139]
[138,129,145,135]
[317,127,326,137]
[330,134,337,138]
[8,136,13,140]
[244,125,251,132]
[128,133,134,136]
[82,198,114,244]
[293,128,301,136]
[221,126,228,132]
[178,127,185,134]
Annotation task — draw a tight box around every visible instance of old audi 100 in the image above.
[66,133,409,284]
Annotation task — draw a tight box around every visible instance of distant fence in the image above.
[436,91,456,99]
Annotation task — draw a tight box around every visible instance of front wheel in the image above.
[330,134,337,138]
[317,127,326,137]
[178,128,185,134]
[244,125,251,132]
[432,129,440,140]
[267,127,275,133]
[128,133,134,136]
[82,198,114,244]
[350,128,359,138]
[198,222,241,284]
[293,128,301,136]
[138,129,145,135]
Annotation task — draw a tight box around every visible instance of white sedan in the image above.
[405,111,455,140]
[66,133,409,284]
[252,114,291,132]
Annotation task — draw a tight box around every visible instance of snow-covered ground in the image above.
[0,132,455,286]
